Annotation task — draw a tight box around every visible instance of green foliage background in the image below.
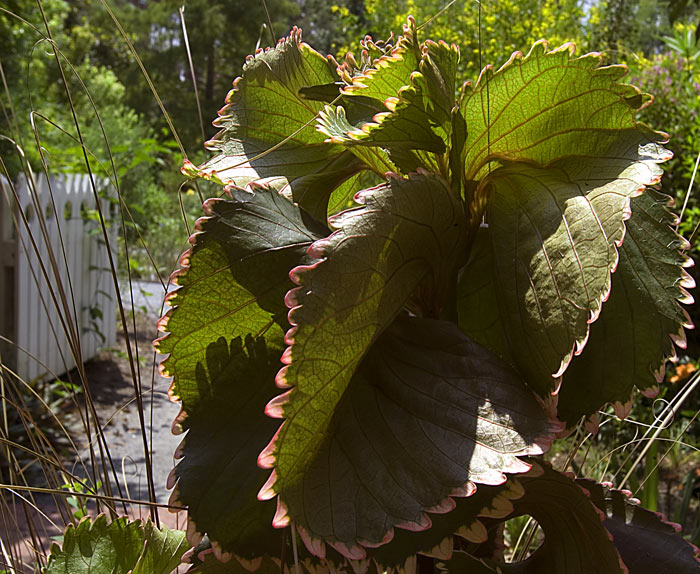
[4,0,700,282]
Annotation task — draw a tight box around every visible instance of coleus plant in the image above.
[155,17,699,573]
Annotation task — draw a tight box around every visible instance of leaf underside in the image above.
[260,173,468,537]
[275,317,559,556]
[557,189,695,425]
[487,137,669,394]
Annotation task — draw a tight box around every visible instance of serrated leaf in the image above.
[186,552,306,574]
[267,317,559,557]
[315,18,428,175]
[157,186,326,412]
[259,172,468,536]
[156,187,326,556]
[44,515,187,574]
[367,474,525,569]
[460,41,662,181]
[132,521,192,574]
[558,189,695,425]
[184,29,369,220]
[184,537,358,574]
[487,137,669,394]
[321,39,460,172]
[340,17,421,105]
[439,465,625,573]
[578,479,700,573]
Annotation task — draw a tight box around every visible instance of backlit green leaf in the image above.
[258,172,467,534]
[457,227,511,363]
[557,189,695,426]
[460,41,662,181]
[182,29,369,220]
[321,35,461,174]
[339,17,421,105]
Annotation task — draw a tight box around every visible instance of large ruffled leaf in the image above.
[156,186,326,556]
[578,479,700,573]
[460,41,662,181]
[45,516,187,574]
[557,189,695,426]
[182,29,371,221]
[258,173,467,530]
[266,317,559,558]
[486,138,670,394]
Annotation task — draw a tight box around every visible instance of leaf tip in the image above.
[272,498,290,528]
[265,390,290,418]
[258,470,278,501]
[450,482,477,498]
[166,466,179,490]
[211,541,234,563]
[612,399,633,420]
[396,512,432,533]
[186,518,203,546]
[258,434,277,469]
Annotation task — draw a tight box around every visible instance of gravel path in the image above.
[73,281,181,504]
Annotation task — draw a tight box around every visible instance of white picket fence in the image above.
[0,172,117,382]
